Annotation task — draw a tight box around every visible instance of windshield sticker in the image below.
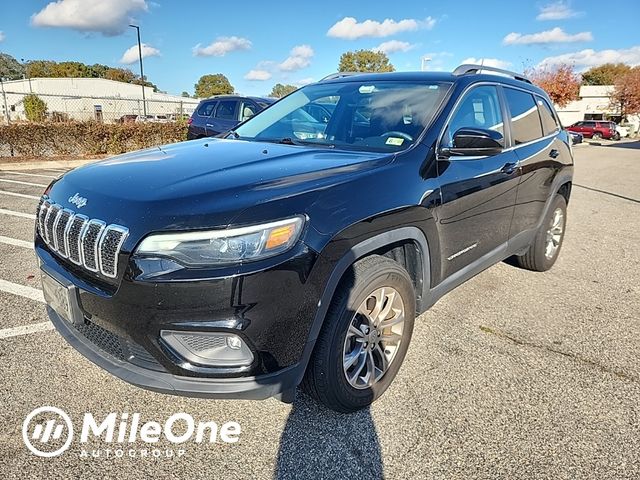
[385,137,404,146]
[358,85,375,94]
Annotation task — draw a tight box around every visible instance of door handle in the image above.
[501,162,517,174]
[549,149,560,159]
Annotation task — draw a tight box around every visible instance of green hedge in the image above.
[0,121,189,157]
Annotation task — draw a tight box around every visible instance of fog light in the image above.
[161,331,253,367]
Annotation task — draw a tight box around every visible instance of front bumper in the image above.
[48,306,304,399]
[37,235,322,400]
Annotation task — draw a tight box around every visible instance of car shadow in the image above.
[602,140,640,150]
[274,390,384,479]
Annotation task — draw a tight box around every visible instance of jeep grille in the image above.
[37,195,129,278]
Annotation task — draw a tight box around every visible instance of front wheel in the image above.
[592,132,602,140]
[301,255,415,413]
[515,194,567,272]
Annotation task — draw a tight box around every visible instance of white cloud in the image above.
[193,36,251,57]
[461,57,512,69]
[119,43,160,64]
[327,16,435,40]
[279,44,314,71]
[503,27,592,45]
[31,0,148,36]
[537,2,582,20]
[537,46,640,69]
[374,40,417,54]
[244,69,272,81]
[0,31,5,42]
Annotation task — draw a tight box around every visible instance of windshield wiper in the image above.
[275,137,302,145]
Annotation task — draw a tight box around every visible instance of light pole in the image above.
[129,24,147,116]
[20,58,33,93]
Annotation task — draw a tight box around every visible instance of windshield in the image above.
[233,80,451,152]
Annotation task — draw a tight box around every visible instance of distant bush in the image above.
[23,94,48,122]
[0,121,188,157]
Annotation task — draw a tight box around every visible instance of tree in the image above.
[338,50,395,73]
[181,91,190,98]
[270,83,297,98]
[526,64,580,107]
[582,63,631,86]
[51,61,90,78]
[610,66,640,119]
[25,60,56,78]
[194,74,234,98]
[103,67,136,83]
[0,52,25,80]
[23,94,47,121]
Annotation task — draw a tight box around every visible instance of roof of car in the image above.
[198,95,275,103]
[317,70,548,98]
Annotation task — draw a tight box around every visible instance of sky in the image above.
[0,0,639,96]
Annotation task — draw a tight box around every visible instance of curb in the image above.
[0,159,98,171]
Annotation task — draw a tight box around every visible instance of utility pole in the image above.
[129,24,147,116]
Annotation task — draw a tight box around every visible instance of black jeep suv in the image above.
[36,65,573,413]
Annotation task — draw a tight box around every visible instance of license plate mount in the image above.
[41,269,84,325]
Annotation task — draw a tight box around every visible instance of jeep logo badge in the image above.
[68,193,87,209]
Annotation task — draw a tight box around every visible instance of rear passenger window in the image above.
[504,88,543,145]
[215,100,237,120]
[537,97,559,136]
[197,101,216,117]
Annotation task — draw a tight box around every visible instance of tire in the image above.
[592,132,602,140]
[515,194,567,272]
[301,255,415,413]
[613,132,621,141]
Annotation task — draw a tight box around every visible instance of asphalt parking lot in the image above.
[0,141,638,479]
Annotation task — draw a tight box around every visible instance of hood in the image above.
[46,138,392,243]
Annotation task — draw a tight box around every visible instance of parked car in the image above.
[187,95,275,139]
[117,114,138,124]
[566,120,620,140]
[36,65,573,413]
[568,131,583,145]
[606,121,629,138]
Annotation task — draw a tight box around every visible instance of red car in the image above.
[567,120,620,140]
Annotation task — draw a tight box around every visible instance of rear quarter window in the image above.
[536,97,560,136]
[504,88,543,145]
[197,101,216,117]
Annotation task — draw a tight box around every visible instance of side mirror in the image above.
[441,128,504,158]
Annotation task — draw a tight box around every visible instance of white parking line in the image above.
[0,235,33,249]
[0,279,44,303]
[0,178,48,187]
[0,208,36,219]
[0,322,53,340]
[0,189,40,200]
[2,171,59,179]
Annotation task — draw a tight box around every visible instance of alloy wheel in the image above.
[545,207,564,259]
[342,287,405,389]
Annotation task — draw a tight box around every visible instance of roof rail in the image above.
[319,72,365,82]
[453,64,532,84]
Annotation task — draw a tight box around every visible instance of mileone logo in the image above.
[23,406,241,458]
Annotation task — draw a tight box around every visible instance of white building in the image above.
[0,77,200,123]
[556,85,640,133]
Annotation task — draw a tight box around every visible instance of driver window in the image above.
[443,86,504,148]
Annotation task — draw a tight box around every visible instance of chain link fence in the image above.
[1,90,200,124]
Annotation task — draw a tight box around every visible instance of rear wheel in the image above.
[592,132,602,140]
[515,194,567,272]
[301,255,415,413]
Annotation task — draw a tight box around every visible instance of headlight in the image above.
[136,216,304,266]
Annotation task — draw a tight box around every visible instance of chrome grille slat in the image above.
[81,220,106,272]
[36,196,129,279]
